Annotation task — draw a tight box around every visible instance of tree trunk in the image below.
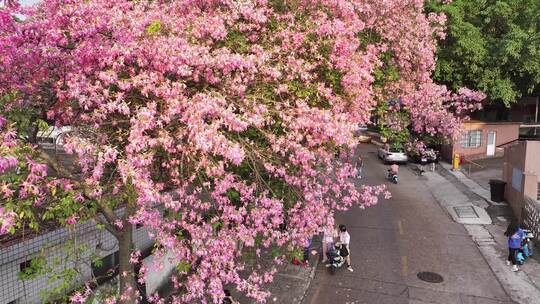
[118,223,138,304]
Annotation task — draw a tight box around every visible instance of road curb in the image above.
[298,254,319,304]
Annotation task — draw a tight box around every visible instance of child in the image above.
[505,221,524,272]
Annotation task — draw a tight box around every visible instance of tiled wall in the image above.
[0,219,153,304]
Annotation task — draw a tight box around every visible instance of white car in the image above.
[377,147,408,164]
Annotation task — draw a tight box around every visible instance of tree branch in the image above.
[97,199,120,226]
[36,147,122,229]
[94,215,120,239]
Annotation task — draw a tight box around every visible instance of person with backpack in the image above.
[338,224,353,272]
[322,225,336,263]
[505,221,524,272]
[357,156,364,179]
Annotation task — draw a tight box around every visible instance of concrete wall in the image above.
[443,122,520,160]
[0,219,154,304]
[503,141,540,221]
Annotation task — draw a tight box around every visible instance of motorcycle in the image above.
[517,229,534,265]
[324,243,346,274]
[387,170,398,184]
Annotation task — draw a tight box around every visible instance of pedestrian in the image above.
[504,221,524,272]
[357,156,364,179]
[322,225,336,263]
[338,224,353,272]
[303,237,313,266]
[390,163,399,175]
[426,149,436,172]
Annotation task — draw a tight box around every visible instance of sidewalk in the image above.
[423,163,540,304]
[230,239,320,304]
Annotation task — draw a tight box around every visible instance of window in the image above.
[461,130,482,148]
[92,251,119,284]
[19,260,32,272]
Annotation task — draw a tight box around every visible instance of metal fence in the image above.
[522,196,540,245]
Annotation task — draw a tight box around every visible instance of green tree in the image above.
[427,0,540,105]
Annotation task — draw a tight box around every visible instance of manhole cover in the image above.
[417,272,444,283]
[453,206,479,218]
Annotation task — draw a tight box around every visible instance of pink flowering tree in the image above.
[1,0,483,303]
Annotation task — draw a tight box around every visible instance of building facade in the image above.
[503,141,540,221]
[441,121,521,161]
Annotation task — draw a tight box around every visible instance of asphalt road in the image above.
[302,145,514,304]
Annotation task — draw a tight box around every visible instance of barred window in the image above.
[461,130,482,148]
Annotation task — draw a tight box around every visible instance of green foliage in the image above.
[427,0,540,105]
[146,20,162,35]
[357,28,382,50]
[222,30,250,53]
[18,252,48,281]
[373,51,400,88]
[377,104,411,149]
[90,254,104,268]
[289,247,304,261]
[0,93,40,138]
[317,64,343,93]
[176,261,192,273]
[15,237,92,303]
[268,0,288,13]
[288,79,331,108]
[226,188,241,206]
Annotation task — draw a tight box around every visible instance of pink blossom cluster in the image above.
[0,207,16,234]
[0,0,484,302]
[0,156,17,174]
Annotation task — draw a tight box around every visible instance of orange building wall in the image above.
[443,122,520,161]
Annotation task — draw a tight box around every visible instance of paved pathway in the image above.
[302,145,514,304]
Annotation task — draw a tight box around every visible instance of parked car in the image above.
[377,147,408,163]
[358,134,372,143]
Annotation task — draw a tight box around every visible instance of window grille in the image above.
[461,130,482,148]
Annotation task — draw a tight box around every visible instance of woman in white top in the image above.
[338,224,353,272]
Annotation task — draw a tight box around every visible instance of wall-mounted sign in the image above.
[512,168,523,192]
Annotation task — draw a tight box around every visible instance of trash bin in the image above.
[489,179,506,202]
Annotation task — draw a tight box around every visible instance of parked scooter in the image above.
[517,229,534,265]
[387,170,398,184]
[324,243,346,274]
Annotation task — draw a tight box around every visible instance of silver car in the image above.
[377,147,408,164]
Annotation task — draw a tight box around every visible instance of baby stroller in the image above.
[325,243,347,274]
[516,229,534,265]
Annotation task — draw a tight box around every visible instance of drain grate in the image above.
[453,206,479,218]
[417,271,444,283]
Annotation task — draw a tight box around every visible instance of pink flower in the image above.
[0,207,16,235]
[65,215,79,226]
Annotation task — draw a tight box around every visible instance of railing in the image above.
[522,196,540,246]
[462,158,485,175]
[36,126,73,155]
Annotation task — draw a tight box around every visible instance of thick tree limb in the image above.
[94,215,120,239]
[36,146,121,229]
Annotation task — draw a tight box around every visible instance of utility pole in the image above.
[534,95,540,124]
[535,96,539,136]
